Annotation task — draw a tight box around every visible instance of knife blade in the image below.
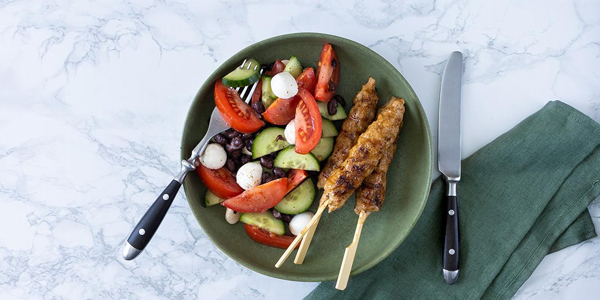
[438,51,463,285]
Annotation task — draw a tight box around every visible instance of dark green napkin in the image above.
[306,101,599,300]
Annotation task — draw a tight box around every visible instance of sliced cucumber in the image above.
[240,212,285,235]
[321,119,338,137]
[275,178,315,214]
[317,101,348,120]
[205,190,225,207]
[274,146,320,171]
[261,75,278,108]
[283,56,302,78]
[252,127,290,159]
[311,137,335,162]
[222,59,261,88]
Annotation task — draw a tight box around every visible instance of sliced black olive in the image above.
[327,98,338,115]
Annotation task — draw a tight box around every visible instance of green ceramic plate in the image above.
[181,33,432,281]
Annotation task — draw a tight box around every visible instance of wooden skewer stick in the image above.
[294,211,322,264]
[275,200,329,268]
[335,211,369,290]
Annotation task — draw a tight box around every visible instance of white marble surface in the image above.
[1,0,599,299]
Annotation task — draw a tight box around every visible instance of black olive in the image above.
[273,167,286,178]
[272,209,282,220]
[245,143,252,152]
[225,158,237,172]
[240,155,251,165]
[245,138,253,147]
[260,156,274,169]
[327,99,338,116]
[242,133,253,140]
[252,101,265,114]
[334,95,346,107]
[328,81,336,92]
[331,59,337,67]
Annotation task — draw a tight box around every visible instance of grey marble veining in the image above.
[0,0,599,299]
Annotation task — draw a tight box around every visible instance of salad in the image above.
[198,43,347,249]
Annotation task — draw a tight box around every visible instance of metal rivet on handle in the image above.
[449,210,455,216]
[139,229,146,235]
[449,249,455,255]
[162,194,169,200]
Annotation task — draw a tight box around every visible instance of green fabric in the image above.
[306,101,600,300]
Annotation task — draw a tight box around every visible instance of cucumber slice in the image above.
[240,212,285,235]
[311,137,335,161]
[222,59,261,88]
[205,190,225,207]
[274,178,315,214]
[261,76,278,108]
[317,101,348,120]
[274,146,320,171]
[252,127,290,159]
[321,119,338,137]
[283,56,302,78]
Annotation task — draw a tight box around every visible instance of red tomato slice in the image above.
[262,97,300,125]
[214,80,264,133]
[286,169,308,194]
[296,68,316,95]
[197,165,243,199]
[251,78,262,104]
[222,178,288,213]
[266,60,286,76]
[294,89,323,154]
[314,43,339,102]
[244,224,299,249]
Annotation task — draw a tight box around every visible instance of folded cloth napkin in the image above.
[306,101,600,300]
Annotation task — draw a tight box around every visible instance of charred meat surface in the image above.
[317,77,379,189]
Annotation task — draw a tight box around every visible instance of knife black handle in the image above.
[126,180,181,254]
[443,193,460,282]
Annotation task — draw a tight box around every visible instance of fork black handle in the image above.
[123,180,181,260]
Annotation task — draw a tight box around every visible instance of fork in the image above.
[122,60,263,260]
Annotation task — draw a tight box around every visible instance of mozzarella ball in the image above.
[284,120,296,144]
[271,72,298,99]
[199,143,227,169]
[289,211,315,236]
[236,162,262,190]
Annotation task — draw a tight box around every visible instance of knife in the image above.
[438,51,463,285]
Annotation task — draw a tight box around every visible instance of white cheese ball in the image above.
[271,72,298,99]
[289,211,315,236]
[199,143,227,169]
[236,162,262,190]
[284,119,296,144]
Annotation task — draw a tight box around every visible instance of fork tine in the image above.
[235,59,248,94]
[244,68,264,103]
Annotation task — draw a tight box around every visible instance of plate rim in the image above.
[180,32,433,281]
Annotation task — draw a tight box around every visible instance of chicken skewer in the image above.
[295,78,379,264]
[276,97,405,268]
[336,119,403,290]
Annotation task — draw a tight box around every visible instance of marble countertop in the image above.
[1,0,599,299]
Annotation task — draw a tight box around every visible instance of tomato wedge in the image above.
[296,68,316,95]
[294,89,323,154]
[197,165,243,199]
[314,43,339,102]
[251,78,262,104]
[222,178,288,213]
[262,97,300,125]
[266,60,286,76]
[286,169,308,194]
[214,80,264,133]
[244,224,299,249]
